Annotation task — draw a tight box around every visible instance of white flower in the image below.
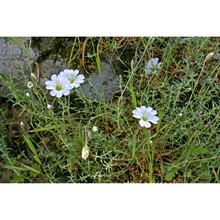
[59,69,85,89]
[145,58,162,75]
[25,92,30,97]
[82,145,90,160]
[27,81,33,88]
[45,74,72,98]
[132,106,159,128]
[92,126,98,132]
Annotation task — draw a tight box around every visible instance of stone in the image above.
[79,61,119,101]
[0,37,36,78]
[0,37,37,97]
[39,58,67,79]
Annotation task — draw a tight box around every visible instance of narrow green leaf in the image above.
[29,124,67,133]
[22,132,42,165]
[130,84,137,109]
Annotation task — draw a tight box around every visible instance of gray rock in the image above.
[38,58,67,87]
[0,37,37,97]
[0,37,36,78]
[79,61,119,101]
[39,58,67,79]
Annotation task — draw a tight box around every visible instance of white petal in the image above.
[151,110,157,115]
[59,71,66,77]
[73,83,80,88]
[75,76,85,83]
[77,74,85,80]
[65,83,73,90]
[45,80,53,86]
[56,91,63,98]
[139,120,151,128]
[62,89,70,96]
[50,90,57,97]
[136,107,143,117]
[152,58,158,65]
[140,106,147,111]
[51,74,57,81]
[58,74,67,81]
[74,69,79,75]
[77,79,84,84]
[148,116,159,124]
[46,85,55,90]
[132,109,142,119]
[63,69,71,74]
[146,107,153,113]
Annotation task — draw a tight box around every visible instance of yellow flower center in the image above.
[69,78,74,83]
[142,116,148,121]
[55,83,62,91]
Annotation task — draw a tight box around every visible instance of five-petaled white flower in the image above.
[45,74,72,98]
[145,58,162,75]
[132,106,159,128]
[59,69,85,89]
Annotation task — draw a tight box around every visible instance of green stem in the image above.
[143,129,155,183]
[186,59,206,109]
[132,128,140,161]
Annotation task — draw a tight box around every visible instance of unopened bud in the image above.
[26,92,30,97]
[92,126,98,132]
[82,145,90,160]
[205,52,214,62]
[130,59,135,70]
[47,104,52,109]
[30,72,38,83]
[20,121,24,128]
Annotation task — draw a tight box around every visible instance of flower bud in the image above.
[205,52,214,62]
[130,59,135,70]
[82,145,90,160]
[20,121,24,128]
[47,104,52,109]
[30,72,38,83]
[92,126,98,132]
[25,92,30,97]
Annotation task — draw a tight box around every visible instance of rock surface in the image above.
[0,37,36,78]
[79,61,119,101]
[0,37,37,97]
[39,58,67,78]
